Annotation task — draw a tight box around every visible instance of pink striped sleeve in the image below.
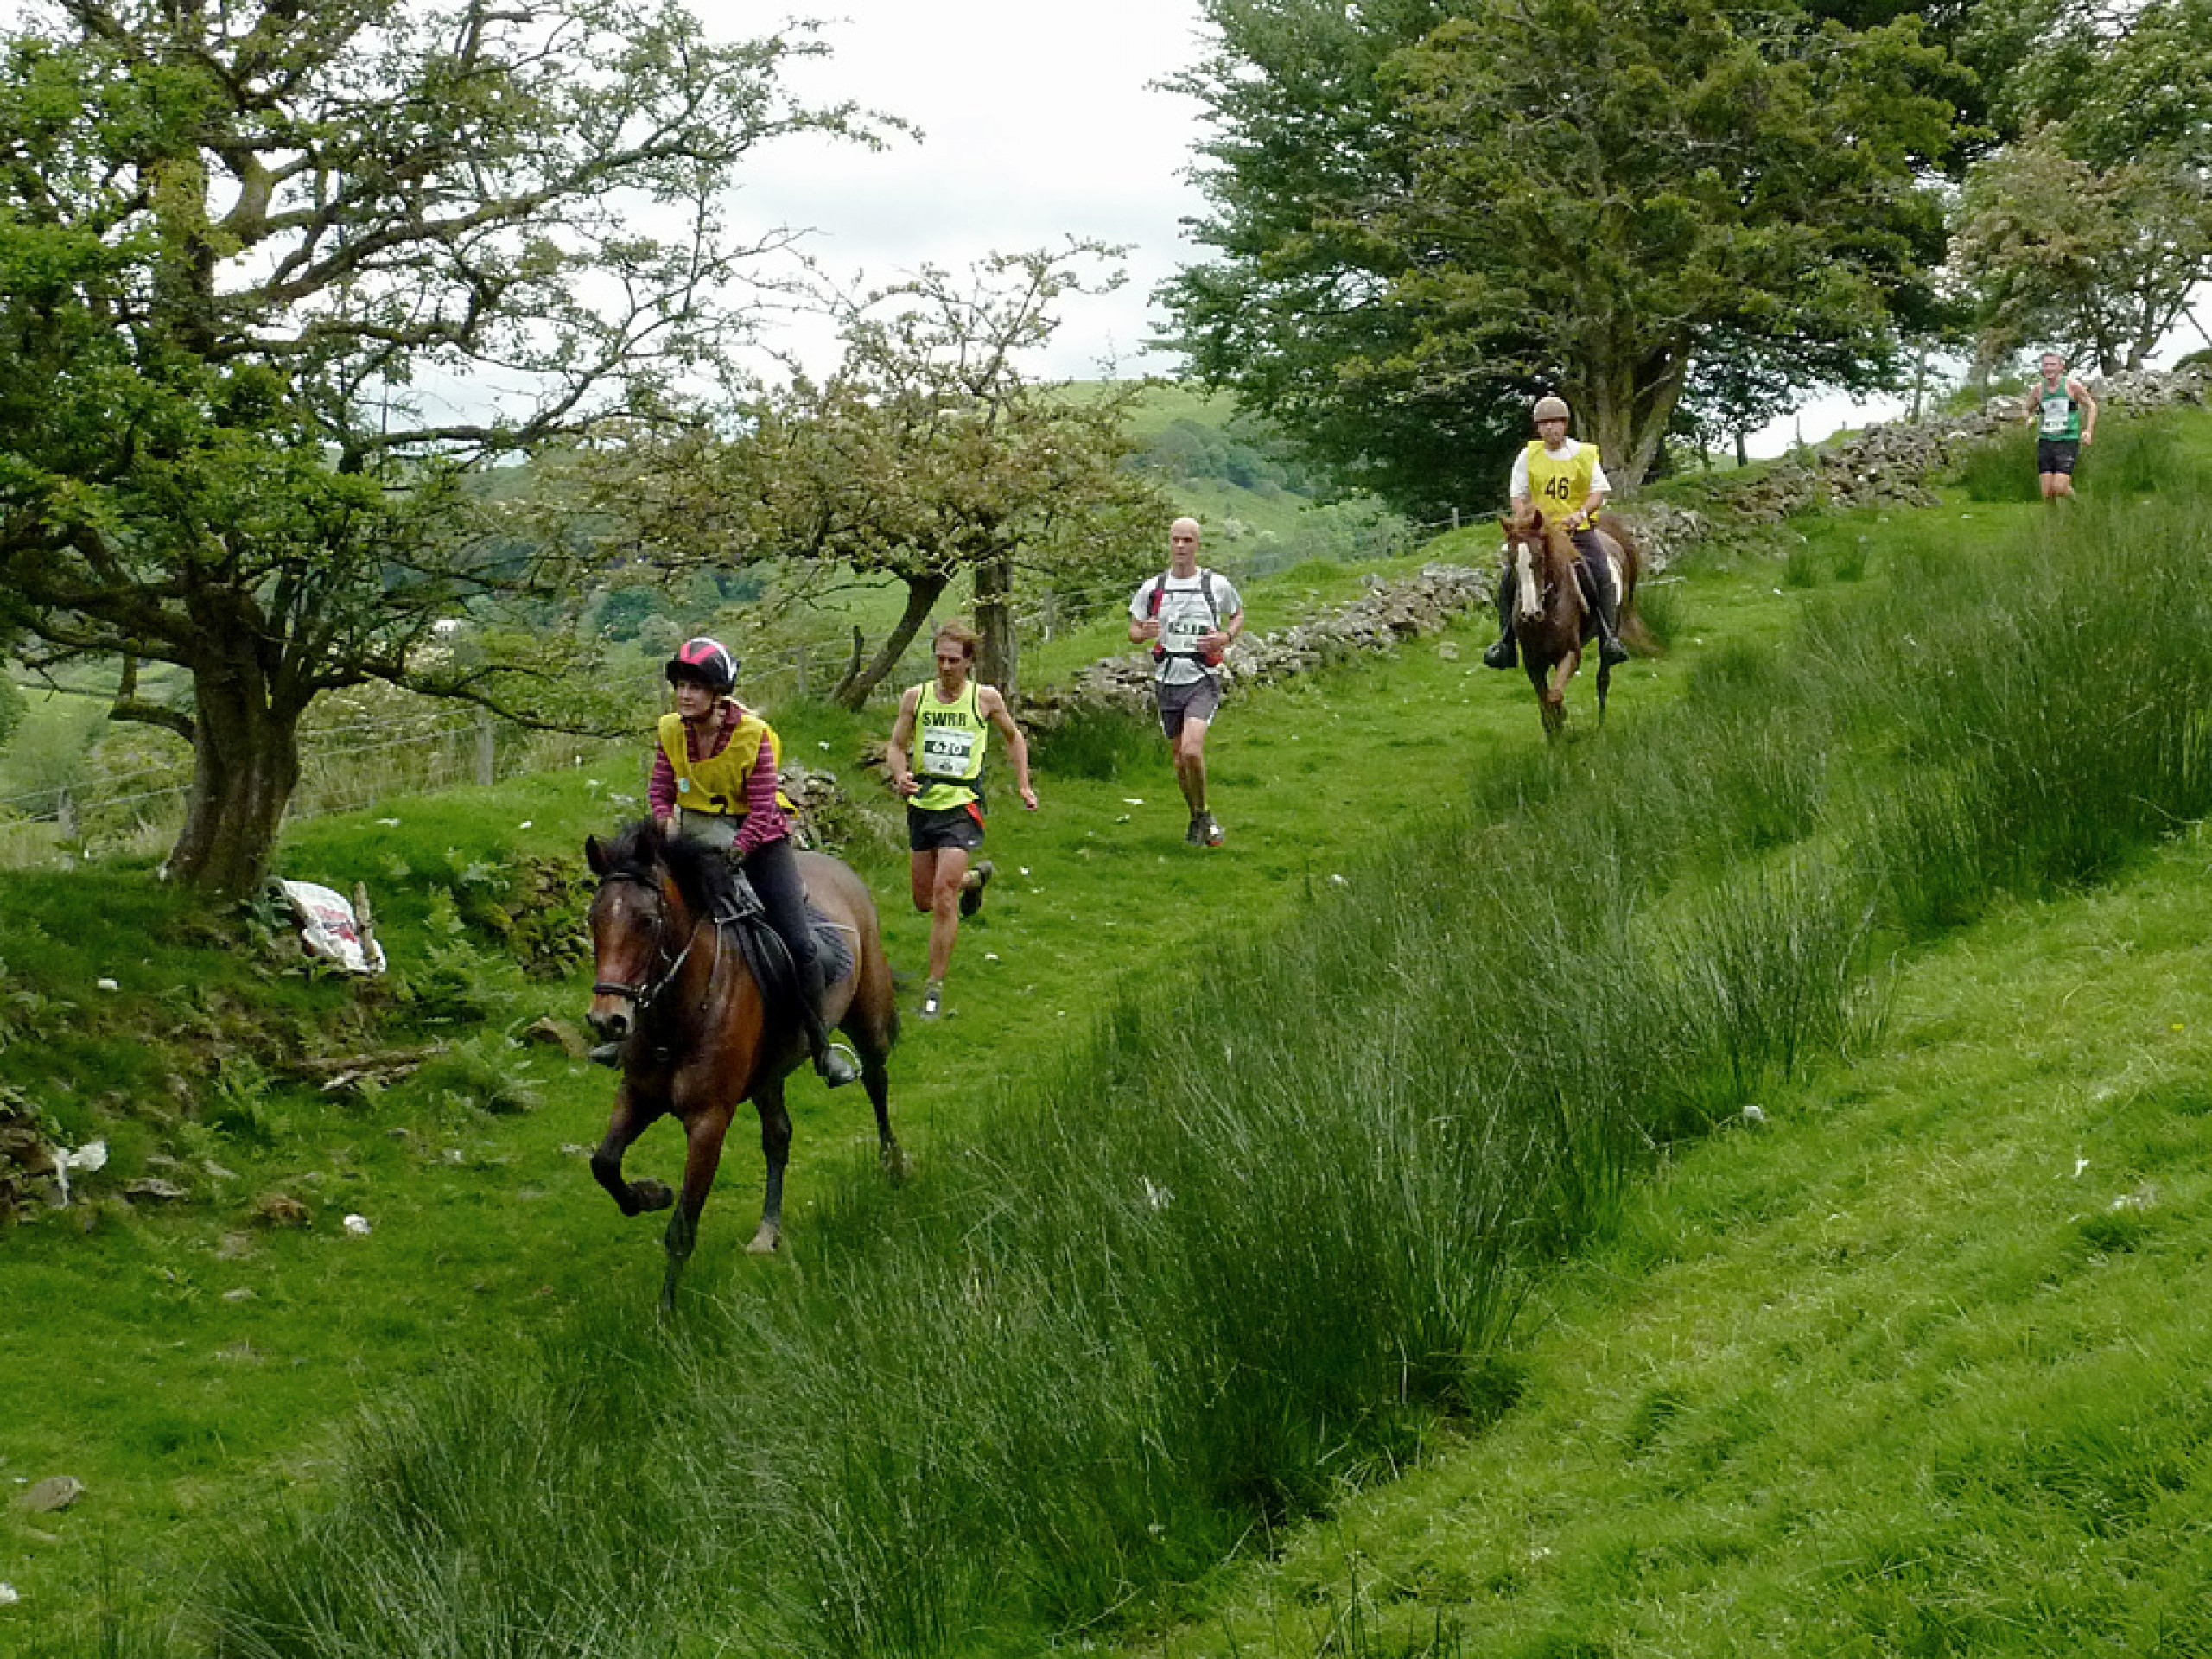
[733,731,791,855]
[646,743,679,820]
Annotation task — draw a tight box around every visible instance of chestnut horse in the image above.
[583,820,902,1311]
[1499,505,1646,737]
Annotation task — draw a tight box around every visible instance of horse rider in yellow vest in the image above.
[1483,395,1630,671]
[645,636,860,1087]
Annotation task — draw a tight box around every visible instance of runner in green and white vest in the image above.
[2024,351,2097,503]
[887,620,1038,1020]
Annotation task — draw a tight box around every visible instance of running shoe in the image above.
[1201,813,1225,849]
[959,860,994,918]
[1185,815,1205,846]
[919,981,944,1020]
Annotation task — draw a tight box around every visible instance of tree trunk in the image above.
[833,571,950,710]
[974,552,1017,700]
[164,650,305,897]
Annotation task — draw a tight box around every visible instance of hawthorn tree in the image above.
[0,0,881,894]
[1952,0,2212,372]
[600,245,1170,707]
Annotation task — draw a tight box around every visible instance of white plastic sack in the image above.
[279,880,387,975]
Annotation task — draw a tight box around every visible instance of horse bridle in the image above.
[589,868,704,1013]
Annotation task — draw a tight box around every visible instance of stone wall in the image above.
[879,365,2209,748]
[1692,363,2205,524]
[1014,562,1497,736]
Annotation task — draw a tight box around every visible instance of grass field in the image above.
[4,406,2206,1655]
[1128,824,2212,1658]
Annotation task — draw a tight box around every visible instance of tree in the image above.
[1954,136,2212,373]
[1163,0,1961,504]
[1951,0,2212,372]
[0,0,880,894]
[601,245,1171,707]
[1159,1,1511,520]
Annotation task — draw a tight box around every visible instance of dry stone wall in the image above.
[847,365,2207,750]
[1015,563,1497,737]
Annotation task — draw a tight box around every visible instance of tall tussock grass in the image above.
[182,491,2212,1658]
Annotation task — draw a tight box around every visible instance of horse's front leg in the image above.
[1550,648,1580,708]
[660,1104,733,1314]
[592,1084,675,1217]
[1596,659,1612,725]
[748,1075,791,1255]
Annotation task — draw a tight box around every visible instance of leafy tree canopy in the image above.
[1161,0,1963,510]
[0,0,883,893]
[1953,0,2212,372]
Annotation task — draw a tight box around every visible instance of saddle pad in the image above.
[809,906,855,987]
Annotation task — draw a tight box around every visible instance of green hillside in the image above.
[1075,378,1412,546]
[3,406,2208,1656]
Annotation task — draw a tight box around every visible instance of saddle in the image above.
[709,874,855,1012]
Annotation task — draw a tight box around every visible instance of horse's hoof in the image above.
[880,1143,911,1182]
[747,1224,781,1255]
[631,1179,676,1212]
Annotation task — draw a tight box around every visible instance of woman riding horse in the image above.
[584,818,902,1309]
[644,635,858,1087]
[1498,502,1643,736]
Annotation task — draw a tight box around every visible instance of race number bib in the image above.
[919,723,979,777]
[1160,605,1208,655]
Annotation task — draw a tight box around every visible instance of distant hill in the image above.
[1066,379,1397,543]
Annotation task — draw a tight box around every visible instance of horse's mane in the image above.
[603,817,744,918]
[1503,505,1575,566]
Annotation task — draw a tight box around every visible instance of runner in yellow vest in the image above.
[641,635,859,1086]
[887,620,1038,1020]
[1483,395,1629,671]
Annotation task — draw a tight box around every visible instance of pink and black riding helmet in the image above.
[664,636,738,695]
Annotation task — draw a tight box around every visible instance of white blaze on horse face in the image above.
[1514,541,1542,621]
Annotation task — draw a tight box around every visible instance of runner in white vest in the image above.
[1128,517,1244,849]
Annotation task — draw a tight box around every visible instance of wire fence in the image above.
[0,505,1480,869]
[0,708,623,870]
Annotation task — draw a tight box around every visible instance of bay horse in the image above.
[583,820,902,1311]
[1499,505,1647,738]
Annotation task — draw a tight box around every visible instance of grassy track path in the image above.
[0,536,1809,1639]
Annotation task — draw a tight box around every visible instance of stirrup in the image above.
[1598,634,1630,666]
[1483,635,1517,669]
[816,1040,861,1088]
[588,1040,624,1069]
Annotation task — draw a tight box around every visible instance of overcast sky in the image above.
[741,1,2198,459]
[730,1,1923,456]
[730,0,1214,382]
